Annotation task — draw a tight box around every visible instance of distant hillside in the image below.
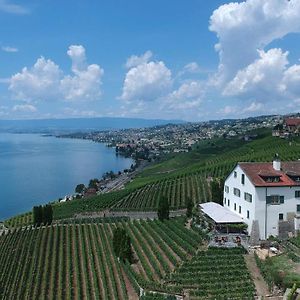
[0,117,185,133]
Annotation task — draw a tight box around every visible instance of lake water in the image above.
[0,133,133,220]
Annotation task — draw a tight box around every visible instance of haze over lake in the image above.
[0,133,133,220]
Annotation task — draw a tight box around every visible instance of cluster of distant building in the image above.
[272,117,300,138]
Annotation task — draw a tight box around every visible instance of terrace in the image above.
[199,202,249,249]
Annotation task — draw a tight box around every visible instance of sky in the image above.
[1,0,300,121]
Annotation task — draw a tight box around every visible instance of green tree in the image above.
[43,204,53,225]
[33,204,53,226]
[157,196,169,221]
[33,205,43,226]
[89,178,99,189]
[75,183,85,194]
[211,178,224,205]
[113,227,132,263]
[186,197,193,218]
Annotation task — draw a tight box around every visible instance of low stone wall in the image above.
[74,209,187,220]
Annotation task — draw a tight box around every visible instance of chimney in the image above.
[273,153,281,171]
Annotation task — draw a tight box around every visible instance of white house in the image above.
[224,157,300,240]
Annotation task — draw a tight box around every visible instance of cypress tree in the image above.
[157,196,169,221]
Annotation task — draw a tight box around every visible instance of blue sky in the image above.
[1,0,300,121]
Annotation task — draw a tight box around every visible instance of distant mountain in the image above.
[0,117,185,133]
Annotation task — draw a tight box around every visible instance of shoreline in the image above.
[0,133,134,222]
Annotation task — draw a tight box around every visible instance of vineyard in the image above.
[165,247,255,299]
[0,218,205,299]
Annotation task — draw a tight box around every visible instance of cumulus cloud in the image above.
[9,45,104,102]
[125,51,153,69]
[9,57,62,102]
[223,48,289,97]
[12,104,37,113]
[281,64,300,97]
[120,60,172,102]
[210,0,300,85]
[1,46,18,53]
[165,81,204,110]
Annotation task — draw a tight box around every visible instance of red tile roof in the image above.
[239,162,300,187]
[285,118,300,127]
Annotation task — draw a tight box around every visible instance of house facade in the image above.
[224,159,300,240]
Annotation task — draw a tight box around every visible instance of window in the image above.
[297,204,300,213]
[244,192,252,203]
[279,213,284,220]
[247,210,250,219]
[225,185,229,193]
[241,174,245,185]
[234,171,237,178]
[234,203,236,211]
[261,176,281,183]
[224,198,226,205]
[266,195,284,205]
[228,199,230,207]
[239,206,241,214]
[233,188,241,197]
[295,191,300,198]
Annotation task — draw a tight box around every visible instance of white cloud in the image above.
[0,0,29,14]
[218,105,238,116]
[9,57,62,102]
[165,81,204,110]
[67,45,87,73]
[242,101,264,113]
[12,104,37,113]
[125,51,153,69]
[120,60,172,102]
[281,64,300,97]
[9,45,104,102]
[223,48,289,97]
[183,62,201,74]
[1,46,18,53]
[209,0,300,86]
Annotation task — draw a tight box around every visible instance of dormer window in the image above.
[288,175,300,182]
[260,175,281,183]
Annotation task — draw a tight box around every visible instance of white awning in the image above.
[200,202,244,224]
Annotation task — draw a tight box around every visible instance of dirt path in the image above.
[121,269,139,300]
[244,253,270,297]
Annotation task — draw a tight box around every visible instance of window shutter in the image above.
[280,196,284,204]
[266,196,271,204]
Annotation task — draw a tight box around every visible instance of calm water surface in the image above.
[0,133,133,220]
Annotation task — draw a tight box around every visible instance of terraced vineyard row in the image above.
[0,218,203,299]
[165,247,255,299]
[112,174,212,210]
[0,223,133,299]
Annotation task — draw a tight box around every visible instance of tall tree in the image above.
[157,196,170,221]
[186,197,193,218]
[211,178,224,205]
[113,227,132,263]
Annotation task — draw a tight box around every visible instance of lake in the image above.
[0,133,133,220]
